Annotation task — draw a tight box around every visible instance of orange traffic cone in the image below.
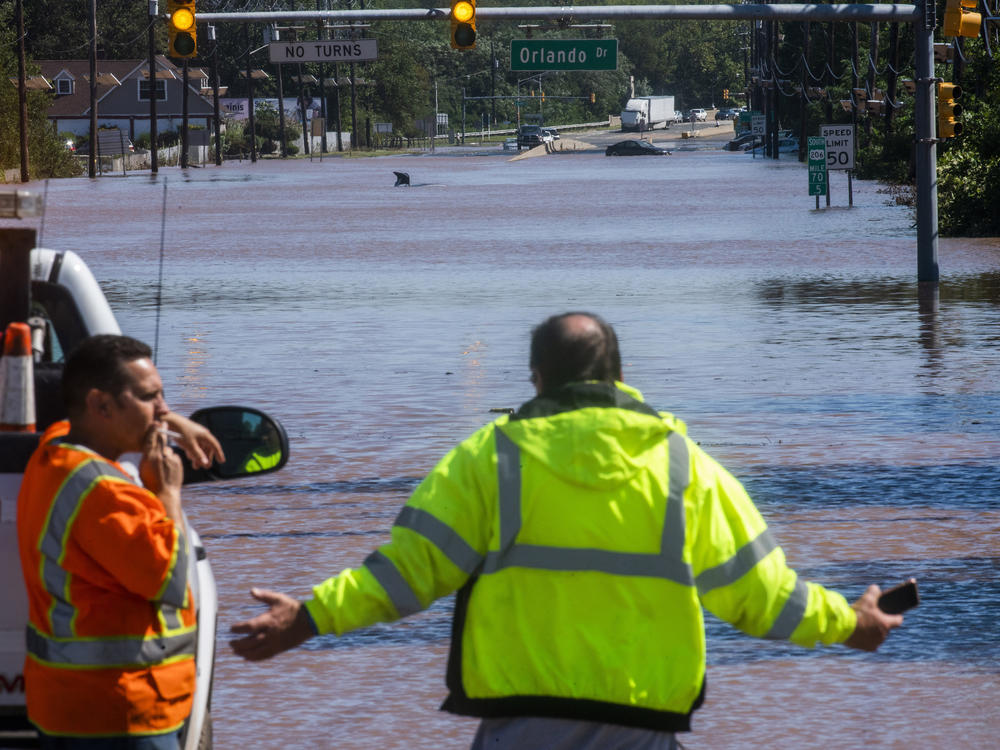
[0,322,36,432]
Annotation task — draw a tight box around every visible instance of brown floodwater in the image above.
[9,142,1000,748]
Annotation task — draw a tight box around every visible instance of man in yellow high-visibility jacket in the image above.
[231,312,903,749]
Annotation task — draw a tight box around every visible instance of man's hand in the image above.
[845,584,904,652]
[230,588,316,661]
[163,412,226,470]
[139,424,184,519]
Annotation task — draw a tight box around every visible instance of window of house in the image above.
[138,79,167,101]
[55,78,74,95]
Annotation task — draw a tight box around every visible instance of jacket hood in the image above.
[499,382,686,491]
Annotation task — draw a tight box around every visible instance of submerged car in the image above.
[605,140,672,156]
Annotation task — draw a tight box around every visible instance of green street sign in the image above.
[510,39,618,71]
[807,136,828,196]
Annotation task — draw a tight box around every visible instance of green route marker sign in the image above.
[808,136,828,197]
[510,39,618,71]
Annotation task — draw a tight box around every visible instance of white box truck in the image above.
[620,95,677,131]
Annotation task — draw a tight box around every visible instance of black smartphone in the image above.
[878,578,919,614]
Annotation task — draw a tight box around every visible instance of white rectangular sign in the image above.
[269,40,377,63]
[821,124,855,171]
[752,114,765,136]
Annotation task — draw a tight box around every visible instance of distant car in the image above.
[543,127,560,141]
[689,108,707,122]
[517,124,546,150]
[605,140,671,156]
[672,110,685,123]
[715,109,735,121]
[502,137,517,151]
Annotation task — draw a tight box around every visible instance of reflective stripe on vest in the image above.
[26,624,197,668]
[36,455,189,639]
[378,426,807,637]
[482,429,694,583]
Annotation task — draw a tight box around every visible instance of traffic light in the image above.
[937,82,963,138]
[943,0,982,38]
[450,0,476,50]
[723,88,729,101]
[590,92,596,104]
[166,0,197,58]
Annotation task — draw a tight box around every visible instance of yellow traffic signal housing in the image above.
[590,93,596,104]
[167,0,197,58]
[450,0,477,50]
[943,0,982,38]
[723,88,729,100]
[937,82,963,138]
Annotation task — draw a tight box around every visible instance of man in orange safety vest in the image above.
[17,335,222,749]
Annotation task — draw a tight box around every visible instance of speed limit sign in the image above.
[820,124,855,171]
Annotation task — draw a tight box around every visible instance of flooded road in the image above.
[11,140,1000,748]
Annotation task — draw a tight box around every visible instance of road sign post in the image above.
[510,39,617,71]
[808,136,828,207]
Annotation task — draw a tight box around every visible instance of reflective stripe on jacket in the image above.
[305,382,856,731]
[17,421,196,737]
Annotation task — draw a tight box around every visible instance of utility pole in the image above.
[148,0,158,174]
[490,38,497,126]
[210,25,222,166]
[181,59,190,168]
[245,23,257,162]
[333,63,343,151]
[15,0,29,182]
[317,0,328,153]
[89,0,98,179]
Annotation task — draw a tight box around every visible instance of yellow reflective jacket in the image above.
[305,382,856,731]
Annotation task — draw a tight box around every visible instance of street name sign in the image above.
[820,124,855,170]
[269,40,377,64]
[510,39,618,71]
[808,136,828,196]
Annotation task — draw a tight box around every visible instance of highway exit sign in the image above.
[510,39,618,71]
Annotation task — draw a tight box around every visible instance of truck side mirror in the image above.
[178,406,289,484]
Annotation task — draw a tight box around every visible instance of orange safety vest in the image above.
[16,421,196,737]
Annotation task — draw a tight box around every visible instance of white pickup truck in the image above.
[1,202,288,749]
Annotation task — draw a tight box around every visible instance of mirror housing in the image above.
[179,406,289,484]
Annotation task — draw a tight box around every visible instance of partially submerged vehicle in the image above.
[605,140,672,156]
[0,191,289,749]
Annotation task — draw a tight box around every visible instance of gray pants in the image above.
[471,716,679,750]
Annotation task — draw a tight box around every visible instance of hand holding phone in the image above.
[878,578,919,614]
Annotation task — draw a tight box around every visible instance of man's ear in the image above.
[84,388,113,419]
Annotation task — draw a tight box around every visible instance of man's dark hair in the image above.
[529,312,621,392]
[62,335,152,416]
